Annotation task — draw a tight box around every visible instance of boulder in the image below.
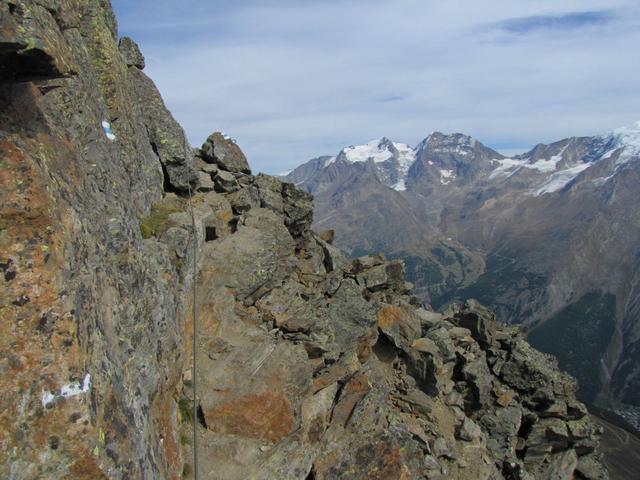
[480,406,522,456]
[576,454,610,480]
[200,208,296,303]
[214,169,241,193]
[227,185,261,214]
[129,68,197,190]
[500,338,577,396]
[118,36,145,69]
[354,258,406,293]
[448,299,497,347]
[196,171,215,192]
[377,305,421,350]
[544,449,578,480]
[201,132,251,174]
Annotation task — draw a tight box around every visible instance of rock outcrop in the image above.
[280,123,640,422]
[0,1,608,479]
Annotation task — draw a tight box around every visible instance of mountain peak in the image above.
[415,131,482,158]
[337,137,398,163]
[606,120,640,162]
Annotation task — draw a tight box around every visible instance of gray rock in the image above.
[525,418,570,462]
[201,132,251,174]
[0,0,78,82]
[500,338,577,396]
[128,68,196,190]
[449,299,497,347]
[378,304,422,350]
[199,192,235,240]
[352,254,387,272]
[201,208,296,303]
[457,417,483,442]
[425,326,456,362]
[401,388,432,415]
[432,437,454,459]
[480,406,522,456]
[227,185,261,214]
[576,454,610,480]
[118,36,145,69]
[199,160,219,175]
[544,449,578,480]
[460,350,493,409]
[282,182,314,243]
[255,173,285,212]
[415,309,444,330]
[214,169,240,193]
[423,453,440,470]
[196,171,215,192]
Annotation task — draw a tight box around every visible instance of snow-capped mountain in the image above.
[279,122,640,419]
[285,137,415,192]
[282,121,640,199]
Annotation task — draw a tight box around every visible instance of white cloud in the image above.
[112,0,640,173]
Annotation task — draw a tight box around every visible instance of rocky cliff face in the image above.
[0,1,609,479]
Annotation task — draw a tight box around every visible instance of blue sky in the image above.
[111,0,640,174]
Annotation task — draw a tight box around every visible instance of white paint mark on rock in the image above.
[101,120,116,141]
[41,373,91,407]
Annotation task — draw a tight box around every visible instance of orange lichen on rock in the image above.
[203,389,295,443]
[377,305,404,330]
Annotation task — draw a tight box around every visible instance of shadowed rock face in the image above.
[0,1,609,479]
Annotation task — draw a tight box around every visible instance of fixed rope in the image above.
[186,184,199,480]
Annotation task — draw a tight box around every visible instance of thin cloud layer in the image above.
[496,10,616,34]
[112,0,640,173]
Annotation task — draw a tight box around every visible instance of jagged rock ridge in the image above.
[0,1,608,479]
[281,124,640,426]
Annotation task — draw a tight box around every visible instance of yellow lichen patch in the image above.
[139,199,185,239]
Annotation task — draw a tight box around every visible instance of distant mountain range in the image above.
[280,121,640,426]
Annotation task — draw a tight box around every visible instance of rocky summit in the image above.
[0,1,610,479]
